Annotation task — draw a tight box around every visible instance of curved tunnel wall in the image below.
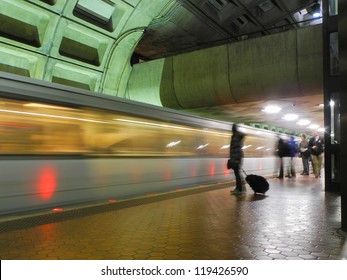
[128,24,323,109]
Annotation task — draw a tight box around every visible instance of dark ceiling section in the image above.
[134,0,320,60]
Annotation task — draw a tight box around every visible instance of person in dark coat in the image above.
[286,136,298,178]
[298,133,310,175]
[229,124,246,194]
[276,137,287,179]
[308,131,324,178]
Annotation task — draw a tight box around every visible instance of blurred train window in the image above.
[0,97,277,158]
[0,99,87,155]
[73,0,117,32]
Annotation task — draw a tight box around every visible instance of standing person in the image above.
[286,136,298,178]
[229,124,246,194]
[298,133,310,175]
[308,131,324,178]
[276,137,285,179]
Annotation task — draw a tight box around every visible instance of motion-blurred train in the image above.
[1,73,282,215]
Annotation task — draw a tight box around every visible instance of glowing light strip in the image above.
[197,143,209,150]
[24,103,70,110]
[115,118,230,136]
[0,109,108,124]
[256,146,265,150]
[242,145,252,150]
[166,140,181,148]
[220,145,230,149]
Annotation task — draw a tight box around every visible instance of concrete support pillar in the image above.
[339,0,347,232]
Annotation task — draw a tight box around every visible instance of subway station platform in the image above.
[0,174,346,260]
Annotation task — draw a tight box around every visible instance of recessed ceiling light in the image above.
[307,2,321,17]
[262,105,281,114]
[282,114,299,121]
[297,119,311,126]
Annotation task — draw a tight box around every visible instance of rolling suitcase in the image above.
[242,168,269,194]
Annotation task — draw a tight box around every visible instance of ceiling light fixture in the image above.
[282,114,299,121]
[262,105,281,114]
[307,2,321,18]
[297,119,311,126]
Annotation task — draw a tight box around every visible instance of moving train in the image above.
[0,73,282,215]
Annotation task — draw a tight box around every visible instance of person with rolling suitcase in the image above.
[229,123,246,194]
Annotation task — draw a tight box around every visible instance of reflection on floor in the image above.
[0,175,345,260]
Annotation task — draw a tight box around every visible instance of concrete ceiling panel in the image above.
[25,0,67,13]
[137,24,322,113]
[0,0,59,53]
[128,59,165,106]
[228,29,301,103]
[63,0,134,37]
[0,44,47,79]
[50,19,113,70]
[297,24,324,96]
[45,59,102,91]
[160,57,181,109]
[172,45,234,108]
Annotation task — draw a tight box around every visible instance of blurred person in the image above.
[276,137,285,179]
[229,124,246,194]
[298,133,310,175]
[285,136,298,178]
[276,136,291,179]
[308,131,324,178]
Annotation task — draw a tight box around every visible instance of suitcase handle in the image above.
[241,168,248,176]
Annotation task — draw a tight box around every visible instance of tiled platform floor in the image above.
[0,175,345,260]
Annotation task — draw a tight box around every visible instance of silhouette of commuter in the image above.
[285,136,298,178]
[229,124,246,194]
[276,137,287,179]
[298,133,310,175]
[308,131,324,178]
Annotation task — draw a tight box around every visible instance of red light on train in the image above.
[191,166,197,177]
[209,163,215,176]
[146,193,156,196]
[108,199,117,203]
[164,170,172,180]
[38,166,57,200]
[52,208,63,212]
